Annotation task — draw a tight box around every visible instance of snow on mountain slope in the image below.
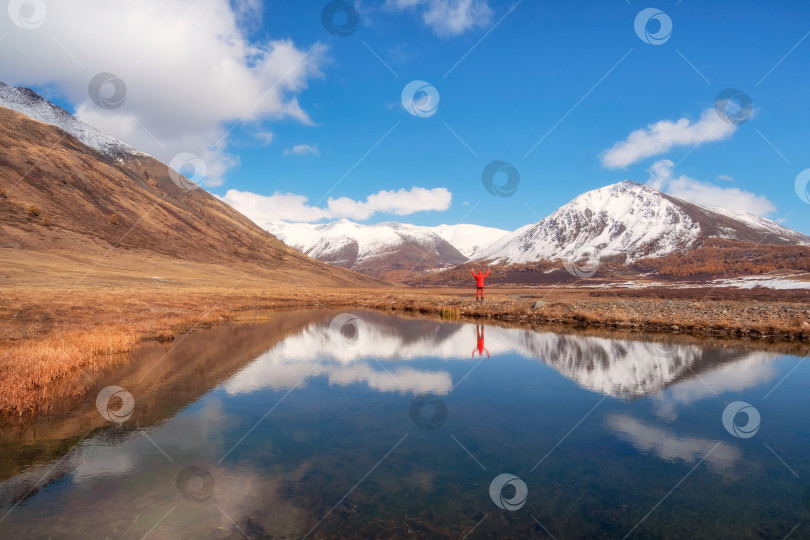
[430,224,509,258]
[707,206,803,243]
[262,219,467,278]
[0,82,138,158]
[476,181,700,263]
[475,180,809,264]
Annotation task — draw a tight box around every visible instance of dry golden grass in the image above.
[439,306,460,320]
[0,288,305,415]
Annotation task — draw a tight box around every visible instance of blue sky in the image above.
[3,0,810,233]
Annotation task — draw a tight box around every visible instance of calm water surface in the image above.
[1,309,809,539]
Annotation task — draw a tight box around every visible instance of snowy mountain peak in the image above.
[262,219,510,277]
[0,82,139,159]
[261,218,472,278]
[475,180,808,264]
[430,223,510,258]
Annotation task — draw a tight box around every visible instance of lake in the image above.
[0,309,808,539]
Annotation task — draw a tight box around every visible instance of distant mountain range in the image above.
[261,219,507,278]
[2,81,807,284]
[264,182,809,279]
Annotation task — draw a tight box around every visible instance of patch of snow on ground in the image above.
[710,275,810,290]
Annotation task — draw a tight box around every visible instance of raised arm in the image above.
[483,269,490,278]
[471,268,476,277]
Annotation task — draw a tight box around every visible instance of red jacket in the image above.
[473,326,490,358]
[471,269,490,287]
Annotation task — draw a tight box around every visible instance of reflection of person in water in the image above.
[472,325,490,358]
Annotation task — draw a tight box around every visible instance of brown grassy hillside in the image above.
[0,106,380,287]
[631,239,810,277]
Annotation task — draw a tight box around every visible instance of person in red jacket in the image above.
[471,267,490,301]
[472,324,490,358]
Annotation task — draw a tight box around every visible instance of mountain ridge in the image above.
[263,181,809,278]
[261,218,472,279]
[0,82,140,160]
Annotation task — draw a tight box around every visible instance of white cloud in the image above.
[0,0,326,185]
[328,187,452,219]
[606,414,741,475]
[219,186,452,222]
[667,178,776,216]
[646,159,776,216]
[220,191,330,222]
[650,352,779,421]
[385,0,493,36]
[601,109,736,169]
[283,144,319,156]
[252,130,275,146]
[231,0,263,31]
[646,158,675,191]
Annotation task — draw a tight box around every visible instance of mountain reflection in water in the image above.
[223,310,780,400]
[0,309,806,540]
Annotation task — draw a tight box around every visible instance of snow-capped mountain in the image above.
[475,180,809,264]
[262,220,508,278]
[262,219,469,279]
[431,224,509,258]
[0,82,138,158]
[262,182,808,277]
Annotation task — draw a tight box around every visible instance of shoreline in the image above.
[2,285,809,416]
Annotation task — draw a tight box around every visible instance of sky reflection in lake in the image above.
[1,310,807,539]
